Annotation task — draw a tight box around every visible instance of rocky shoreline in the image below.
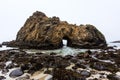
[0,11,117,80]
[0,46,120,80]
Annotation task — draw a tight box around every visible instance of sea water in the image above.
[0,41,120,55]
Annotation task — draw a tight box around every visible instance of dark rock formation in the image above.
[111,40,120,43]
[0,44,2,47]
[10,11,107,49]
[2,69,9,74]
[2,42,9,45]
[0,62,5,70]
[107,74,120,80]
[0,76,6,80]
[52,69,87,80]
[90,62,119,72]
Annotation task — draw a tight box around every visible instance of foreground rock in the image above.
[52,69,90,80]
[0,76,6,80]
[6,11,106,49]
[9,68,24,78]
[107,74,120,80]
[0,48,120,80]
[0,44,2,47]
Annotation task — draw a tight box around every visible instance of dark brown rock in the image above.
[9,11,106,49]
[111,40,120,43]
[90,62,119,72]
[0,44,2,47]
[107,74,120,80]
[0,62,5,70]
[2,42,8,45]
[2,69,9,74]
[52,68,86,80]
[0,76,6,80]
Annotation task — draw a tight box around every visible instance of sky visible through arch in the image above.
[0,0,120,43]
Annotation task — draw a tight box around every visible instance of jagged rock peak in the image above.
[33,11,46,17]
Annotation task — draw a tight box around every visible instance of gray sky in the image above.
[0,0,120,43]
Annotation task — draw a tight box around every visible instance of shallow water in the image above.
[0,43,120,55]
[24,46,100,55]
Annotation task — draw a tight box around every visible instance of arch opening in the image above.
[62,36,71,46]
[62,39,67,46]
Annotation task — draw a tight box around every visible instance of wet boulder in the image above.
[79,70,91,77]
[107,74,120,80]
[0,62,5,70]
[0,44,2,47]
[0,76,6,80]
[52,68,86,80]
[9,68,24,78]
[2,69,9,74]
[90,62,119,72]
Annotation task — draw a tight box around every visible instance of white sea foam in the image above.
[0,46,18,51]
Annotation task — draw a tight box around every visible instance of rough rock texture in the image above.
[15,11,106,49]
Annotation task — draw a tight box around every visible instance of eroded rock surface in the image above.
[10,11,107,49]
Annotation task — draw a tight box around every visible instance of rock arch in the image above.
[12,11,107,49]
